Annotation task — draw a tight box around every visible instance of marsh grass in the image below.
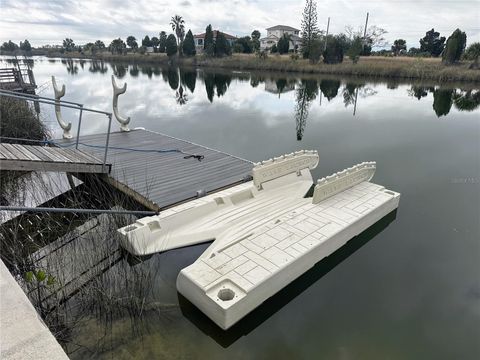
[0,97,50,205]
[0,173,178,353]
[49,52,480,82]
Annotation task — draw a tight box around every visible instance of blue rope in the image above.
[0,136,205,161]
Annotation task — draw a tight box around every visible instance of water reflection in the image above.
[408,86,480,116]
[61,59,78,75]
[433,88,454,117]
[181,69,196,93]
[88,60,108,74]
[295,79,318,140]
[47,58,480,131]
[203,72,232,102]
[320,79,340,101]
[453,89,480,111]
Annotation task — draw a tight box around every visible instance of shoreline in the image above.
[2,51,479,83]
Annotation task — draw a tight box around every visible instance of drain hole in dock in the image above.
[218,288,235,301]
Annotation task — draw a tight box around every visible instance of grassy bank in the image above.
[47,52,480,83]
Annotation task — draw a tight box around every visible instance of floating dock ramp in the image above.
[118,151,400,329]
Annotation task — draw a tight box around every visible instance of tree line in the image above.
[299,0,479,65]
[2,3,480,65]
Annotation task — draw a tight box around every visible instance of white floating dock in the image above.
[118,151,400,329]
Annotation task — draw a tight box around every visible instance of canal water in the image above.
[2,57,479,359]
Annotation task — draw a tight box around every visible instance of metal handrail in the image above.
[0,90,113,173]
[0,88,82,106]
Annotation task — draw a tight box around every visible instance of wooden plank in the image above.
[53,129,252,209]
[32,146,56,162]
[73,148,103,163]
[3,143,29,160]
[0,159,107,173]
[1,144,19,160]
[42,147,70,162]
[11,144,41,161]
[54,148,83,163]
[26,146,55,162]
[0,144,15,159]
[48,147,75,163]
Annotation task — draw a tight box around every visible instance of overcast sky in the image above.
[1,0,479,48]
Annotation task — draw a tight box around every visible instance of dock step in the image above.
[0,143,110,173]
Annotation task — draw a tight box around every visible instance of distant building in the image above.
[260,25,301,52]
[193,30,237,53]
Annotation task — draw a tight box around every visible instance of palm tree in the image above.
[170,15,185,55]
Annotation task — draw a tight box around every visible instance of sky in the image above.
[1,0,479,49]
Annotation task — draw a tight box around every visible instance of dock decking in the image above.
[56,129,253,211]
[0,143,110,173]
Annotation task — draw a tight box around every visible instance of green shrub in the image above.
[165,34,177,57]
[442,29,467,64]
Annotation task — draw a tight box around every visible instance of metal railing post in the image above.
[76,105,83,149]
[103,114,113,173]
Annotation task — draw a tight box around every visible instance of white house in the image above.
[260,25,302,52]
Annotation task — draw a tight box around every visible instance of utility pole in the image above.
[363,12,369,40]
[324,17,330,51]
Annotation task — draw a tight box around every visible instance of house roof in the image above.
[193,30,237,40]
[266,25,300,32]
[260,34,280,41]
[260,34,301,42]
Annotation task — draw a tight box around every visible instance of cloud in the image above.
[0,0,478,47]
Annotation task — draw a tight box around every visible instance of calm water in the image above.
[3,58,480,359]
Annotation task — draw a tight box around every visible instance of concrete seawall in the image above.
[0,260,69,360]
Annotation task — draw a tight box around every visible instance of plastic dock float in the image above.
[118,151,400,329]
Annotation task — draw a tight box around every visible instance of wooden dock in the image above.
[0,143,110,174]
[0,67,36,93]
[56,129,253,211]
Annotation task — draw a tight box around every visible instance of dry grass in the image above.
[50,52,480,82]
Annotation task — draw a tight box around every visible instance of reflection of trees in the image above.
[129,64,139,77]
[343,83,361,107]
[161,68,169,83]
[432,88,453,117]
[176,85,187,105]
[215,74,231,97]
[181,69,196,93]
[408,86,431,100]
[250,75,264,88]
[111,64,127,78]
[453,89,480,111]
[276,79,287,93]
[64,59,78,75]
[205,74,215,102]
[167,68,179,90]
[319,79,340,101]
[140,66,153,78]
[89,60,108,74]
[295,79,318,141]
[79,60,86,69]
[386,80,399,89]
[204,73,232,102]
[408,86,480,116]
[342,83,377,108]
[23,59,34,69]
